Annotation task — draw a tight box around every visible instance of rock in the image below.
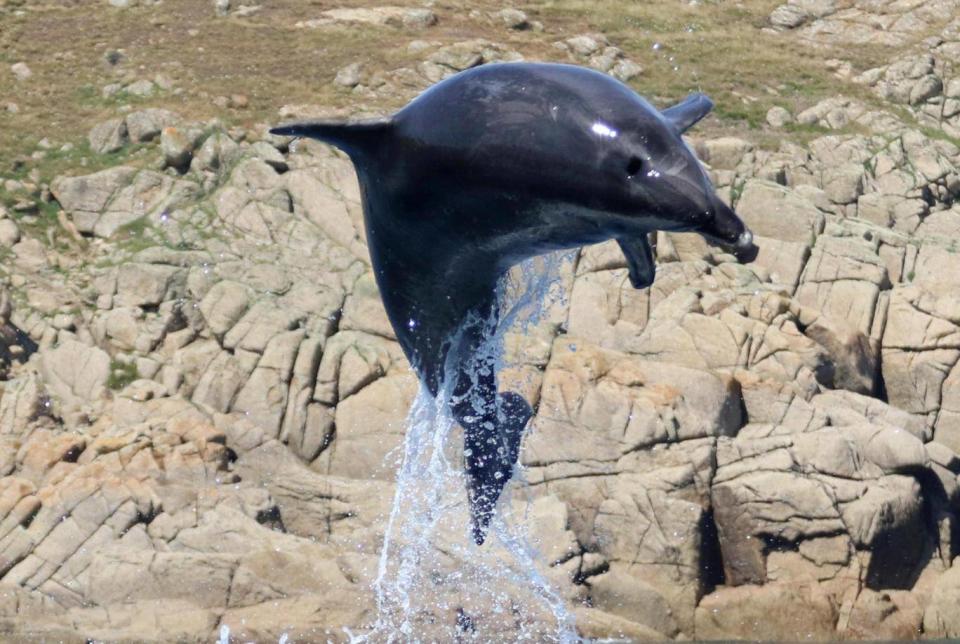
[248,142,287,173]
[565,35,602,56]
[228,94,248,109]
[795,234,889,337]
[611,59,642,82]
[770,4,809,29]
[767,105,794,127]
[12,238,48,273]
[822,163,864,204]
[752,236,810,289]
[527,340,742,473]
[496,8,529,29]
[712,419,933,591]
[86,551,235,607]
[696,583,839,640]
[39,339,110,408]
[846,589,922,640]
[334,62,362,88]
[198,280,251,337]
[0,373,48,435]
[698,137,752,170]
[882,286,960,421]
[10,62,31,81]
[574,607,667,641]
[51,166,137,233]
[88,118,129,154]
[0,219,21,247]
[214,0,230,15]
[316,373,417,479]
[66,600,217,642]
[220,593,372,642]
[125,79,156,97]
[191,131,240,174]
[589,568,680,636]
[923,563,960,638]
[84,169,196,238]
[306,6,437,29]
[566,267,649,350]
[231,330,306,436]
[115,263,184,307]
[803,313,878,394]
[233,4,261,17]
[736,180,825,243]
[160,126,200,172]
[403,8,437,28]
[125,109,180,143]
[909,75,942,105]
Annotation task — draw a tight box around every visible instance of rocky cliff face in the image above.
[1,0,960,641]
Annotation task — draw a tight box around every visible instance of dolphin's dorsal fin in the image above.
[270,118,392,155]
[661,93,714,133]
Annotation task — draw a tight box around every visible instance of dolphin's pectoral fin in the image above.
[617,235,656,289]
[661,93,714,133]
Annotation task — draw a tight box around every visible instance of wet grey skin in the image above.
[272,62,758,546]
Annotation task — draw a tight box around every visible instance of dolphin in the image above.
[272,62,758,545]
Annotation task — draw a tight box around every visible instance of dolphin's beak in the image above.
[700,198,759,263]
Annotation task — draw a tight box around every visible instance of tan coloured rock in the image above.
[736,179,825,243]
[197,279,251,337]
[318,373,417,480]
[0,373,49,435]
[115,263,184,308]
[923,562,960,638]
[39,339,110,409]
[697,137,753,169]
[86,550,236,607]
[51,166,137,234]
[125,108,180,142]
[882,286,960,418]
[527,339,741,471]
[844,588,922,639]
[88,118,128,154]
[695,582,839,640]
[566,269,648,350]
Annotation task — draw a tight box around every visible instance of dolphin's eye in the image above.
[626,156,643,177]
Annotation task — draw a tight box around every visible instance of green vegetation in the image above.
[107,359,139,391]
[532,0,891,140]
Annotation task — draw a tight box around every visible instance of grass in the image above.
[107,358,138,390]
[0,0,912,172]
[529,0,958,146]
[0,0,955,251]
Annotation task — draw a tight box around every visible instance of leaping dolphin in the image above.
[272,62,758,545]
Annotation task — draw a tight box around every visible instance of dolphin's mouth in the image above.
[726,229,759,263]
[703,229,759,263]
[699,198,759,263]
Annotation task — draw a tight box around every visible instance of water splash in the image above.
[369,251,577,642]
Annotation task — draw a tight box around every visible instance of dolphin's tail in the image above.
[269,118,392,156]
[463,391,533,545]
